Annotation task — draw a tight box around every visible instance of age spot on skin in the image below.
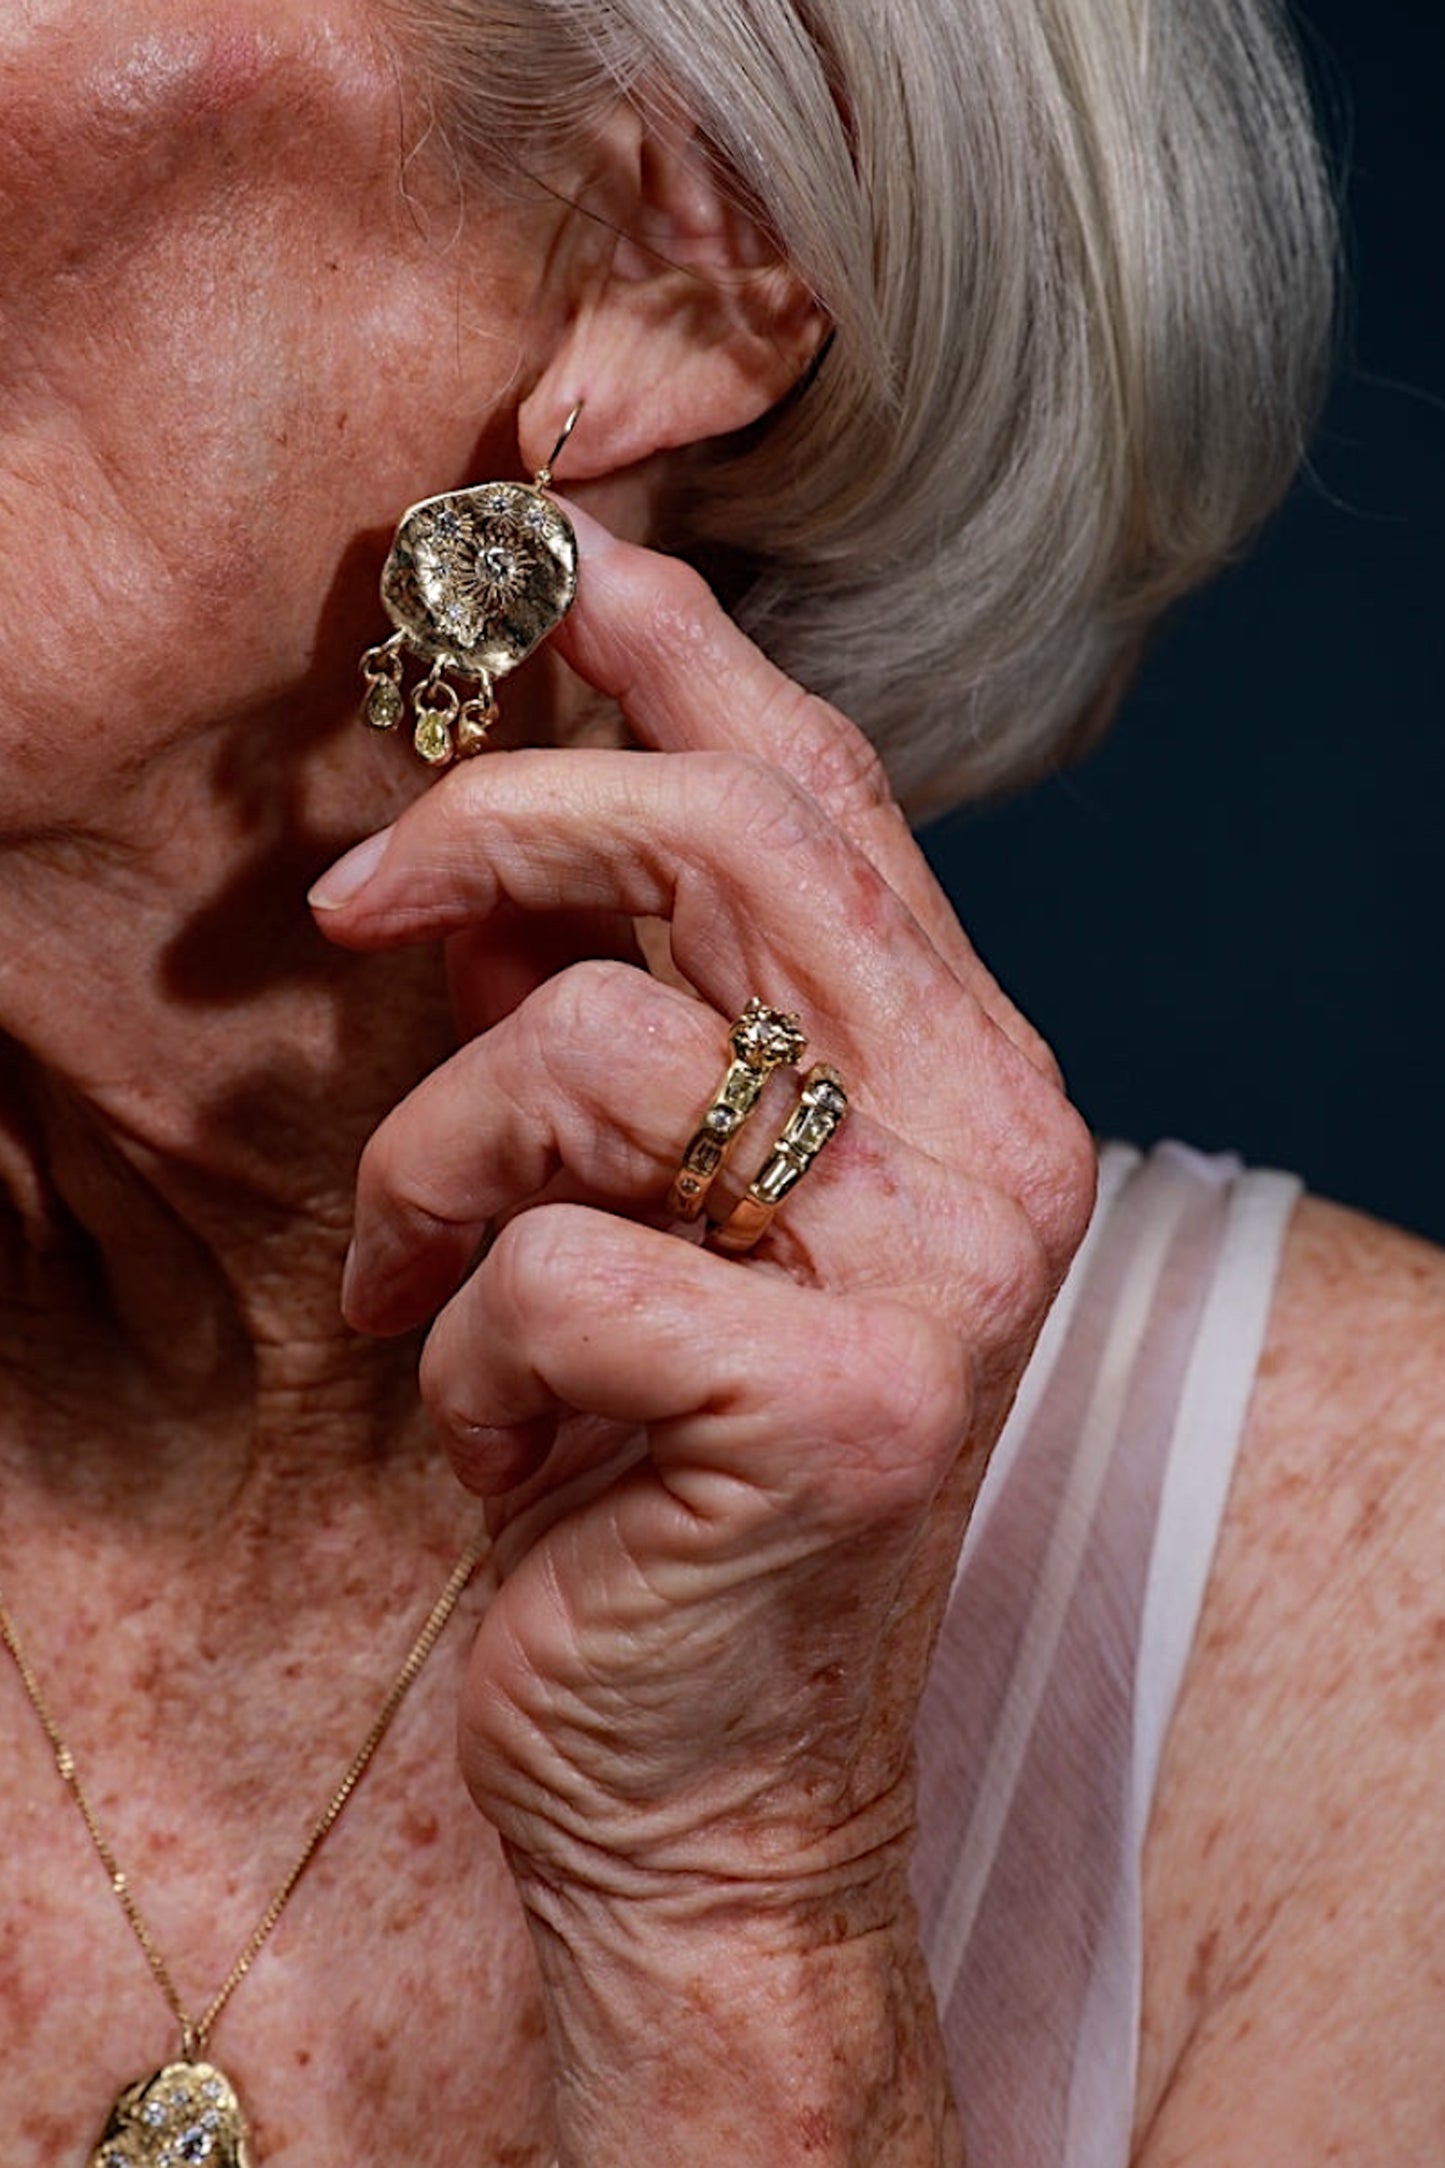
[1186,1926,1219,2006]
[401,1805,441,1850]
[799,2104,838,2152]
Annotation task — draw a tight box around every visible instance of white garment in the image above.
[912,1141,1301,2167]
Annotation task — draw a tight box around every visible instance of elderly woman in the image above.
[1,0,1440,2163]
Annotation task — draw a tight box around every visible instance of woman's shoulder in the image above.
[1134,1194,1445,2161]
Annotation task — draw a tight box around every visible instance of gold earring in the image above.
[359,404,583,768]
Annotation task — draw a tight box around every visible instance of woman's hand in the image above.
[310,505,1095,2164]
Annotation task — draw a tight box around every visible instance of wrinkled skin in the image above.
[319,499,1096,1895]
[311,503,1098,2157]
[0,1,1098,2162]
[8,2,1445,2165]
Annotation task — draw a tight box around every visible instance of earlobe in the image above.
[518,112,826,483]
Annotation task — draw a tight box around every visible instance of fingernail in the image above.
[554,495,620,562]
[308,826,394,911]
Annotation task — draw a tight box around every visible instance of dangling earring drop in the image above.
[359,404,583,768]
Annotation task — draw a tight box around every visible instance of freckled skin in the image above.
[0,2,1441,2165]
[0,2,567,2159]
[1134,1199,1445,2161]
[0,1,564,834]
[0,1548,569,2161]
[0,0,1012,2128]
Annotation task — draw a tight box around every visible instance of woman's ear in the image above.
[518,107,827,481]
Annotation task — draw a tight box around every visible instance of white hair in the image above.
[392,0,1335,810]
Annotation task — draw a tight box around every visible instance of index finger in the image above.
[552,501,1058,1079]
[556,500,893,820]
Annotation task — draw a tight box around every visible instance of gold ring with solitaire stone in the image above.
[667,999,808,1221]
[707,1064,850,1255]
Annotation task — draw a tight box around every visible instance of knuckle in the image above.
[417,1331,484,1441]
[636,554,724,674]
[519,961,688,1158]
[485,1202,618,1331]
[524,956,645,1070]
[819,1302,972,1523]
[1050,1098,1101,1255]
[1013,1090,1099,1280]
[483,1205,568,1320]
[771,691,894,820]
[356,1120,469,1245]
[693,751,820,862]
[877,1308,973,1459]
[976,1029,1098,1281]
[970,1189,1058,1351]
[419,1215,576,1438]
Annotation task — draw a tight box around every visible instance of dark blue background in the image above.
[923,0,1445,1241]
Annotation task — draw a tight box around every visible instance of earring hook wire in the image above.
[534,401,584,490]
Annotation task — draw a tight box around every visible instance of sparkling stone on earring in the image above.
[363,678,403,731]
[413,711,454,765]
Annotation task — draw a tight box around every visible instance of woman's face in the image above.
[0,0,559,832]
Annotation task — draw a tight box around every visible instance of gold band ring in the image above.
[708,1064,850,1255]
[667,999,808,1220]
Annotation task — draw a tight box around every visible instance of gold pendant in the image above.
[90,2061,251,2167]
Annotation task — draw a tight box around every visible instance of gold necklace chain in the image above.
[0,1519,489,2062]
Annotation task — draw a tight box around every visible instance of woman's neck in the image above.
[0,723,455,1528]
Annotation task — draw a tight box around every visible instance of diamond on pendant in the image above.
[90,2061,250,2168]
